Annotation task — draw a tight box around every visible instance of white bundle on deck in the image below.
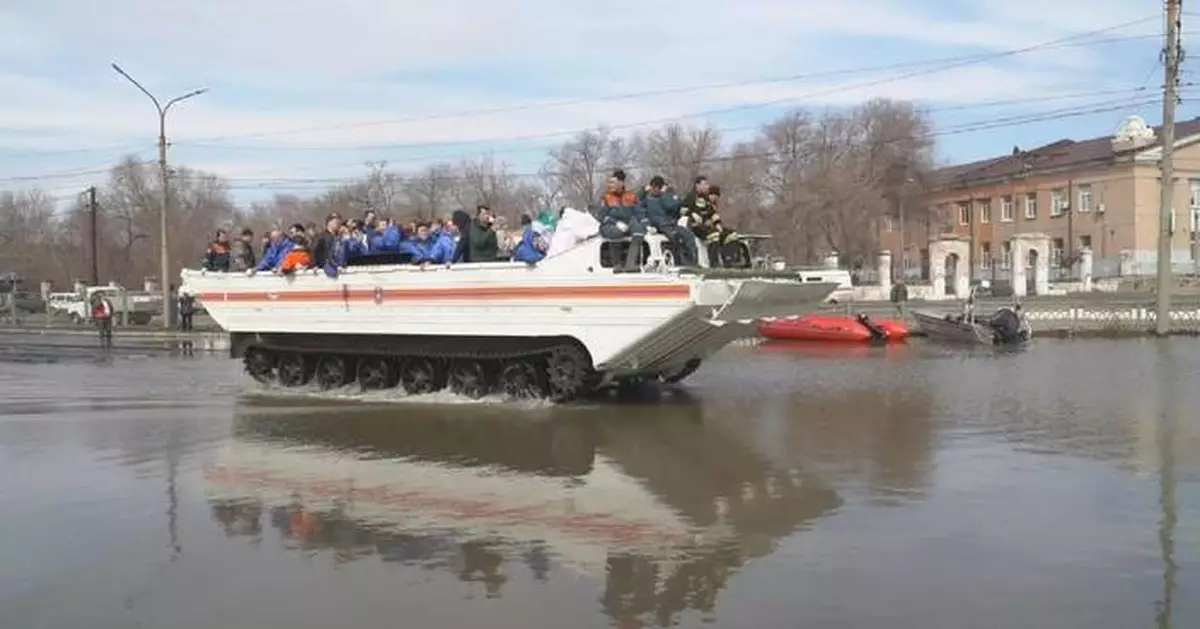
[546,207,599,257]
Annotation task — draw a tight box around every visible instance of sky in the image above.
[0,0,1192,206]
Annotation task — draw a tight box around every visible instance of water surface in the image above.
[0,335,1196,628]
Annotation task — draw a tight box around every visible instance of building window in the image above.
[1052,237,1065,266]
[1079,234,1092,250]
[1001,241,1012,269]
[1077,184,1093,212]
[980,241,992,268]
[1024,193,1038,219]
[1000,196,1014,222]
[1051,188,1067,217]
[979,200,991,224]
[1190,180,1200,232]
[958,203,970,225]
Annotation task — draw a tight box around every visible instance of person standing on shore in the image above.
[90,293,114,348]
[178,291,195,331]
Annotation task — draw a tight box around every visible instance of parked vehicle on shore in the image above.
[46,286,160,325]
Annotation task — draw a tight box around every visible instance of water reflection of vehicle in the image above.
[205,398,841,625]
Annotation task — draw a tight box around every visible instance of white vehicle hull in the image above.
[181,237,836,399]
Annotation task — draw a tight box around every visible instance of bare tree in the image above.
[1,98,935,285]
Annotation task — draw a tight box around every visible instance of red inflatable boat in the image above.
[757,314,910,343]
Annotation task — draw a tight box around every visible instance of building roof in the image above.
[934,116,1200,189]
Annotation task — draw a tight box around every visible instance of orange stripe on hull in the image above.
[194,283,691,303]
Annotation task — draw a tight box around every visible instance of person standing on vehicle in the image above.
[639,175,695,266]
[311,214,343,269]
[231,228,257,271]
[468,205,499,262]
[90,292,114,348]
[203,229,232,272]
[598,169,647,271]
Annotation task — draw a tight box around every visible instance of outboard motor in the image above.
[989,307,1028,345]
[855,313,888,342]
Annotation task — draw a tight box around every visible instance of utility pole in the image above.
[88,186,99,286]
[110,63,207,329]
[1156,0,1182,336]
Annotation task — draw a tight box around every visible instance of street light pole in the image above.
[111,63,207,329]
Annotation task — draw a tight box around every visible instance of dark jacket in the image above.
[203,241,231,272]
[468,219,498,262]
[231,240,256,271]
[451,210,472,262]
[600,189,646,226]
[312,231,339,268]
[638,189,681,227]
[680,191,717,231]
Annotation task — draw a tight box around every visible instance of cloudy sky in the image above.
[0,0,1189,204]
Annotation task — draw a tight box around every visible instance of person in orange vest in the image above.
[278,235,314,274]
[90,292,114,348]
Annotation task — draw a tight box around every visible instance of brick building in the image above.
[880,115,1200,280]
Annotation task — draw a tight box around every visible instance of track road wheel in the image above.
[545,345,593,402]
[499,359,546,399]
[357,357,393,391]
[315,355,352,390]
[276,353,312,387]
[398,357,441,395]
[448,360,490,399]
[244,348,275,384]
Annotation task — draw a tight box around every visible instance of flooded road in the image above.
[1,336,1197,628]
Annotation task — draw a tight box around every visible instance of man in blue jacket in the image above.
[401,222,454,265]
[513,214,547,264]
[254,229,294,272]
[369,218,403,252]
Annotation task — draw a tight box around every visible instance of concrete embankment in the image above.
[819,292,1200,337]
[0,324,230,351]
[3,292,1199,348]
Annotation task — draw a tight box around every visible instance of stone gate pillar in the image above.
[928,235,971,300]
[1010,232,1051,296]
[1079,247,1093,291]
[1010,240,1027,297]
[877,250,892,295]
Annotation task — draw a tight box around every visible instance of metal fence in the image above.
[842,255,1200,289]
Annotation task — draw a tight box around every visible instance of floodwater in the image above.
[0,335,1197,629]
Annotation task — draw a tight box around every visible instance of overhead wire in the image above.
[172,84,1184,183]
[0,15,1174,190]
[207,95,1175,191]
[173,18,1165,148]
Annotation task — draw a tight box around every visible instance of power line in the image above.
[2,87,1186,189]
[177,85,1180,170]
[0,16,1170,188]
[0,143,154,160]
[208,97,1173,190]
[188,89,1194,184]
[174,17,1163,149]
